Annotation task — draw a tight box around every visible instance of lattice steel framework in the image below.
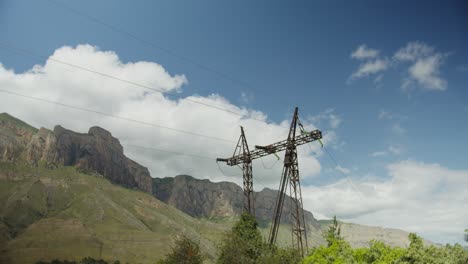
[217,126,254,214]
[217,107,322,256]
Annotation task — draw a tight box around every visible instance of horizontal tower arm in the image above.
[217,129,322,166]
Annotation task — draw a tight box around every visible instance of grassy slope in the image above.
[258,223,325,249]
[0,113,38,133]
[0,159,424,263]
[0,162,229,264]
[316,219,433,248]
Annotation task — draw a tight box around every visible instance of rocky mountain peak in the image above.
[0,114,152,193]
[88,126,121,147]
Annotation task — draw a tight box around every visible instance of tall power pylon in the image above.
[266,107,308,254]
[217,107,322,256]
[217,126,254,215]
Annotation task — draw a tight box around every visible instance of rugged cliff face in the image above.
[153,175,321,229]
[0,113,152,193]
[0,113,38,162]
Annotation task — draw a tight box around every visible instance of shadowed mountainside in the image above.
[153,175,321,229]
[152,175,434,248]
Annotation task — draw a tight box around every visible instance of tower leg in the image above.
[243,160,254,214]
[288,147,308,256]
[240,127,254,215]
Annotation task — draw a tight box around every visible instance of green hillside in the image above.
[0,161,229,264]
[0,113,38,133]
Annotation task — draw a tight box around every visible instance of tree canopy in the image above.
[303,218,468,264]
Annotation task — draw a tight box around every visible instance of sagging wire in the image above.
[299,115,362,195]
[216,160,242,177]
[322,145,363,197]
[260,153,281,169]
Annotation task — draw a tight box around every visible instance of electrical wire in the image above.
[46,0,257,92]
[306,142,347,217]
[322,145,363,196]
[0,89,237,144]
[216,161,242,177]
[260,156,281,169]
[122,144,216,160]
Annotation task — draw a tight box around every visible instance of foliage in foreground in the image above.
[217,212,301,264]
[34,215,468,264]
[157,235,204,264]
[36,257,118,264]
[303,217,468,264]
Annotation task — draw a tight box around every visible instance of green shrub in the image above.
[158,235,203,264]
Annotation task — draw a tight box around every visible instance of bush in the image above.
[303,226,468,264]
[217,212,301,264]
[35,258,110,264]
[217,212,266,264]
[158,235,203,264]
[257,246,302,264]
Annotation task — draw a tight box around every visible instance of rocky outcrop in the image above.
[127,158,153,194]
[153,175,321,229]
[48,125,152,193]
[153,175,241,218]
[0,113,37,162]
[24,127,59,164]
[0,113,152,193]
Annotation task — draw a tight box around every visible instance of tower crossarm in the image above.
[217,129,322,166]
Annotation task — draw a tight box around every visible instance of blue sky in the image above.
[0,0,467,244]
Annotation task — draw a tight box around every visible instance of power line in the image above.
[322,145,363,195]
[0,42,275,125]
[307,142,342,182]
[0,91,225,160]
[123,144,216,160]
[260,156,281,169]
[46,0,256,92]
[0,89,237,144]
[216,161,242,177]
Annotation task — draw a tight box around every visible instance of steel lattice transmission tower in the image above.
[217,107,322,256]
[217,126,254,214]
[266,107,308,254]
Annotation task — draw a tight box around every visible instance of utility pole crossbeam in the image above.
[217,126,254,215]
[218,129,322,167]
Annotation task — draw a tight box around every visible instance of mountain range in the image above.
[0,113,431,263]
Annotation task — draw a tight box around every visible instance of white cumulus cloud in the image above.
[351,45,379,60]
[349,41,449,92]
[0,44,329,189]
[302,160,468,244]
[370,151,386,157]
[394,41,447,91]
[378,110,408,121]
[394,42,434,62]
[349,44,390,81]
[350,58,390,80]
[308,108,342,130]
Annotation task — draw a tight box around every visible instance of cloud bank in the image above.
[302,160,468,244]
[0,44,327,189]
